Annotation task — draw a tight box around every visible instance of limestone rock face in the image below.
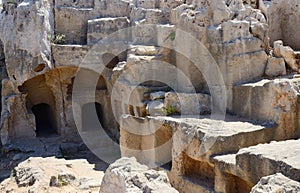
[233,77,300,139]
[0,0,54,144]
[251,173,300,193]
[0,0,53,85]
[169,0,269,109]
[100,157,178,193]
[87,17,130,45]
[267,0,300,50]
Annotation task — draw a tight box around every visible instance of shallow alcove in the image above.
[81,102,117,139]
[96,76,107,90]
[102,53,120,69]
[32,103,57,137]
[183,153,215,189]
[82,102,104,131]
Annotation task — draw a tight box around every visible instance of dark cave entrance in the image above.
[82,102,105,131]
[32,103,57,137]
[0,40,7,114]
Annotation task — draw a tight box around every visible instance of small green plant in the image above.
[162,105,177,116]
[7,0,17,6]
[7,0,16,4]
[164,32,176,42]
[48,33,67,44]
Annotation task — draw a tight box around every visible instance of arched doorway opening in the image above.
[32,103,57,137]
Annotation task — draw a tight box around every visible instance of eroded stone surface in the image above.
[100,157,178,193]
[233,76,300,140]
[0,156,105,193]
[251,173,300,193]
[274,40,299,72]
[265,57,286,77]
[164,92,211,115]
[267,0,300,50]
[237,139,300,183]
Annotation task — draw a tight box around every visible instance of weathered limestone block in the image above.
[170,1,269,112]
[157,24,176,49]
[94,0,133,18]
[274,40,299,72]
[55,7,93,45]
[55,0,95,8]
[159,0,185,20]
[267,0,300,50]
[233,77,300,139]
[236,139,300,183]
[265,57,286,77]
[87,17,130,45]
[133,0,160,9]
[146,100,164,116]
[0,92,36,145]
[0,156,103,192]
[164,92,211,115]
[120,114,276,192]
[120,115,275,167]
[131,7,167,25]
[131,24,158,44]
[251,173,300,193]
[130,7,169,44]
[55,0,132,44]
[100,157,178,193]
[210,0,231,25]
[120,115,173,167]
[130,45,161,56]
[222,20,252,43]
[213,154,242,193]
[52,45,89,67]
[214,140,300,193]
[228,50,268,84]
[0,79,37,146]
[150,91,165,100]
